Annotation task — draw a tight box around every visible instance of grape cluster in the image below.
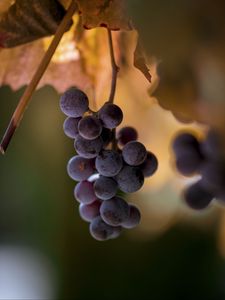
[60,87,158,241]
[172,129,225,210]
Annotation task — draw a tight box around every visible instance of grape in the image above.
[110,226,122,239]
[63,117,81,139]
[200,161,225,193]
[79,200,101,222]
[117,126,138,145]
[140,151,158,177]
[98,103,123,129]
[172,132,200,153]
[183,180,213,210]
[101,128,112,147]
[201,129,224,160]
[60,88,89,117]
[122,141,147,166]
[94,176,118,200]
[67,156,95,181]
[95,150,123,177]
[122,204,141,229]
[100,197,130,226]
[116,166,144,193]
[89,216,114,241]
[74,181,97,204]
[74,135,103,159]
[78,116,102,140]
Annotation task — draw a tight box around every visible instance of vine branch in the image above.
[0,0,77,154]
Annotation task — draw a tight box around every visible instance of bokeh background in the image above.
[1,1,225,299]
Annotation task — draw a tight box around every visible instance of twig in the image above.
[0,0,77,154]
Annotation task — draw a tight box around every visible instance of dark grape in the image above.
[60,88,89,117]
[110,226,122,239]
[67,156,95,181]
[140,151,158,177]
[98,103,123,129]
[122,141,147,166]
[74,135,103,158]
[117,126,138,145]
[100,196,130,226]
[116,166,144,193]
[201,129,224,160]
[200,161,225,193]
[183,180,213,210]
[63,117,81,139]
[74,181,97,204]
[172,132,200,153]
[79,200,101,222]
[101,127,113,147]
[89,216,114,241]
[122,204,141,229]
[95,150,123,177]
[94,176,118,200]
[78,116,102,140]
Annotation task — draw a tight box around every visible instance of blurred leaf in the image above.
[134,37,151,83]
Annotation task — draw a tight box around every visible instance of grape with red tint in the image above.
[79,200,101,222]
[74,181,97,204]
[67,156,95,181]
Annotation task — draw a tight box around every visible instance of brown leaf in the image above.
[76,0,132,30]
[134,37,151,83]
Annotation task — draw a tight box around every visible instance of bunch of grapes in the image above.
[172,129,225,210]
[60,87,158,241]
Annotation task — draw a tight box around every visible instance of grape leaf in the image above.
[76,0,132,30]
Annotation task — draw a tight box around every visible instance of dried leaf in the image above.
[134,37,151,83]
[76,0,132,30]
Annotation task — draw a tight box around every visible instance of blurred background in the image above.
[1,0,225,299]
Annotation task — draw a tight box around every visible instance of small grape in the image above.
[74,135,103,159]
[78,116,102,140]
[74,181,97,204]
[95,150,123,177]
[60,88,89,117]
[116,166,144,193]
[94,176,118,200]
[122,141,147,166]
[98,103,123,129]
[79,200,101,222]
[100,197,130,226]
[117,126,138,145]
[67,156,95,181]
[89,216,114,241]
[183,180,213,210]
[63,117,81,139]
[122,204,141,229]
[172,132,200,153]
[140,151,158,177]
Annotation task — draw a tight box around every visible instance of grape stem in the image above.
[107,28,119,104]
[0,0,77,155]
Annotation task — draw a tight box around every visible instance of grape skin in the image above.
[74,135,103,159]
[122,204,141,229]
[100,196,130,226]
[89,216,114,241]
[117,126,138,145]
[63,117,81,139]
[67,156,95,181]
[79,200,101,222]
[98,103,123,129]
[60,88,89,117]
[78,116,102,140]
[122,141,147,166]
[116,166,144,193]
[94,176,118,200]
[74,181,97,204]
[140,151,158,177]
[95,150,123,177]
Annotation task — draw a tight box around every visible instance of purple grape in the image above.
[98,103,123,129]
[63,117,81,139]
[67,156,95,181]
[95,150,123,177]
[140,151,158,177]
[89,216,114,241]
[78,116,102,140]
[94,176,118,200]
[172,132,200,153]
[100,196,130,226]
[183,180,214,210]
[122,204,141,229]
[74,135,103,159]
[60,88,89,117]
[117,126,138,145]
[79,200,101,222]
[116,166,144,193]
[101,128,113,147]
[122,141,147,166]
[74,181,97,204]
